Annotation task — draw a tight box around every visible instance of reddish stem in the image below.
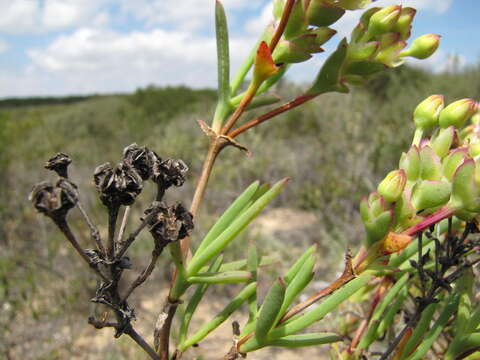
[402,206,455,236]
[269,0,295,52]
[228,94,317,138]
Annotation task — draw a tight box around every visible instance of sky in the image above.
[0,0,478,98]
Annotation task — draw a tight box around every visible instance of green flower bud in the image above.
[419,146,442,180]
[306,0,345,27]
[284,0,307,39]
[364,211,393,246]
[361,193,394,246]
[439,98,479,129]
[394,191,419,230]
[413,95,445,131]
[374,40,406,67]
[367,5,402,37]
[411,180,451,211]
[431,126,456,158]
[401,34,440,59]
[378,169,406,202]
[379,32,400,48]
[273,0,285,20]
[392,7,416,40]
[399,146,421,181]
[442,148,469,181]
[273,39,313,64]
[310,27,337,46]
[347,41,380,62]
[350,7,380,43]
[337,0,373,10]
[451,158,480,213]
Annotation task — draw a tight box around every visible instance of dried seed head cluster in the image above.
[29,143,193,343]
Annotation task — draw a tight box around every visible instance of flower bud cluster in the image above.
[341,5,440,85]
[361,96,479,254]
[271,0,352,65]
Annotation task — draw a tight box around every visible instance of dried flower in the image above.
[94,161,143,207]
[123,143,161,180]
[45,153,72,178]
[152,158,188,189]
[29,178,78,218]
[145,202,194,245]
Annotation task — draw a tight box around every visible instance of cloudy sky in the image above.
[0,0,478,98]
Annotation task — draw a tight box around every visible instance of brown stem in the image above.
[184,139,222,256]
[125,325,161,360]
[53,217,109,282]
[221,84,258,136]
[269,0,295,52]
[121,246,164,302]
[156,300,179,360]
[77,201,106,255]
[116,207,159,258]
[107,205,120,261]
[228,94,317,138]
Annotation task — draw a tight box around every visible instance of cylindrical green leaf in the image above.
[179,255,223,345]
[194,181,260,257]
[240,332,341,352]
[187,270,252,284]
[408,294,459,360]
[179,282,257,351]
[188,179,288,276]
[256,277,287,341]
[358,273,409,349]
[284,245,316,283]
[376,287,408,337]
[269,273,372,338]
[275,253,316,325]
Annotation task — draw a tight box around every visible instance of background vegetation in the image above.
[1,64,479,359]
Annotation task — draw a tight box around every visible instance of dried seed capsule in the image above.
[93,161,143,207]
[145,202,194,245]
[123,143,161,180]
[45,153,72,178]
[29,178,78,218]
[152,158,189,188]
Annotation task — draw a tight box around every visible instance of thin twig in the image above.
[156,300,179,360]
[121,246,164,302]
[77,201,106,255]
[228,94,317,138]
[116,208,160,258]
[125,325,161,360]
[116,205,131,246]
[52,217,109,282]
[269,0,295,51]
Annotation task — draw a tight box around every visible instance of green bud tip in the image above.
[402,34,441,59]
[367,5,402,37]
[377,169,407,203]
[413,94,445,131]
[439,98,479,129]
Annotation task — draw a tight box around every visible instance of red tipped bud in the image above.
[402,34,440,59]
[399,146,420,181]
[393,7,416,40]
[439,98,479,129]
[431,127,456,158]
[367,5,402,37]
[411,180,451,211]
[413,94,444,131]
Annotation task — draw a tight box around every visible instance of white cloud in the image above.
[0,0,39,33]
[245,3,273,35]
[8,27,252,96]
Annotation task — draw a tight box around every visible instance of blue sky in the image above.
[0,0,478,98]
